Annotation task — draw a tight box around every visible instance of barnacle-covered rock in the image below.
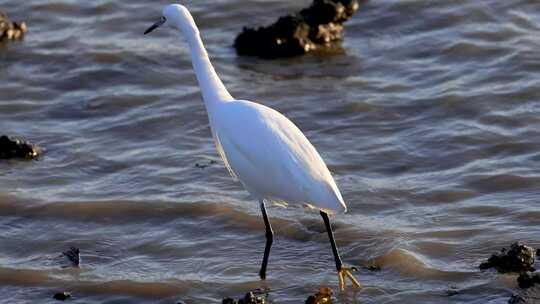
[479,242,536,273]
[0,135,40,160]
[0,10,27,41]
[234,0,360,58]
[305,287,333,304]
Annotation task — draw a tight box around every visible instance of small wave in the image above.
[0,195,322,242]
[0,265,278,301]
[0,196,240,223]
[420,189,476,204]
[464,174,540,193]
[414,228,487,240]
[373,248,470,281]
[0,266,192,298]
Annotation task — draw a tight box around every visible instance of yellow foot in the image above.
[338,267,361,291]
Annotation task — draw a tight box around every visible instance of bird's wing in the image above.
[211,100,346,212]
[212,129,238,181]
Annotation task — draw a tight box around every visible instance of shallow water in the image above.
[1,0,540,303]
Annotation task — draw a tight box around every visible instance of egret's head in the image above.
[144,4,197,36]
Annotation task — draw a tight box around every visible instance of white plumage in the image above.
[211,100,346,213]
[145,4,361,290]
[156,4,347,214]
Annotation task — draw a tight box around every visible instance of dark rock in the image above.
[62,247,80,267]
[479,242,536,273]
[195,160,216,169]
[300,0,358,25]
[0,11,27,41]
[536,249,539,259]
[222,298,235,304]
[240,291,264,304]
[0,135,40,160]
[310,23,343,44]
[364,264,381,271]
[518,272,540,289]
[53,292,71,301]
[305,287,333,304]
[508,294,527,304]
[235,16,314,58]
[445,286,459,296]
[222,291,265,304]
[234,0,360,58]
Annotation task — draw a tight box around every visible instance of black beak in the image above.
[144,16,166,35]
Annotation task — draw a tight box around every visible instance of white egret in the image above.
[144,4,360,291]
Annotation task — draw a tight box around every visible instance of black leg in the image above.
[320,210,343,271]
[259,200,274,280]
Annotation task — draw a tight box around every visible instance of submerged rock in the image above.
[53,292,71,301]
[222,291,265,304]
[364,264,381,271]
[479,242,536,273]
[305,287,333,304]
[518,272,540,289]
[0,10,27,41]
[0,135,40,160]
[508,288,540,304]
[445,286,460,297]
[195,159,217,169]
[508,294,527,304]
[62,247,80,267]
[234,0,360,58]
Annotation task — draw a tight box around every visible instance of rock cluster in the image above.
[480,243,540,304]
[0,11,27,41]
[305,287,333,304]
[234,0,359,58]
[0,135,40,160]
[222,291,265,304]
[480,242,536,273]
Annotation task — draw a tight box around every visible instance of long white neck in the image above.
[174,12,234,107]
